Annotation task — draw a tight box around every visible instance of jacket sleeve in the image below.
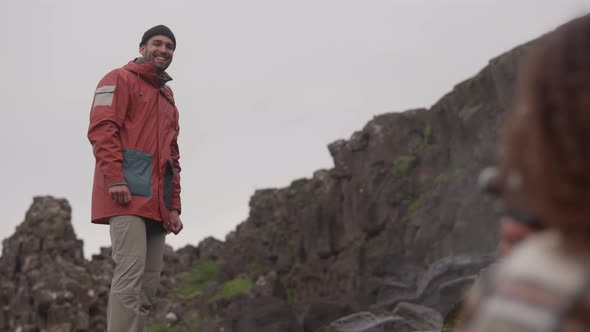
[170,115,182,213]
[87,70,130,186]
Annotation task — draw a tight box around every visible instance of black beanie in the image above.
[140,25,176,50]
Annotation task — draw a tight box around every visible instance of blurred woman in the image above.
[466,13,590,332]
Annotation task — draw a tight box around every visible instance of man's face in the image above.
[139,35,174,71]
[497,216,535,257]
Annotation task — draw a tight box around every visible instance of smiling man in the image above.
[87,25,183,331]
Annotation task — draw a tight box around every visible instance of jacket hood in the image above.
[123,59,173,87]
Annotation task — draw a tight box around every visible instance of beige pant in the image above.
[107,215,166,332]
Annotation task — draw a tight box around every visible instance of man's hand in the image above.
[168,210,183,235]
[108,185,132,205]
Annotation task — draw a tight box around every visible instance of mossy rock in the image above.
[213,277,254,300]
[392,155,417,176]
[148,323,177,332]
[177,260,220,299]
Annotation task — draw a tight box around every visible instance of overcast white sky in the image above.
[1,1,589,258]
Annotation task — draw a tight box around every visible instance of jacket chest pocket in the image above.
[122,149,153,197]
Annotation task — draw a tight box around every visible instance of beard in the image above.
[145,51,172,71]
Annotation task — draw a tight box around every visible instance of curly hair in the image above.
[499,13,590,242]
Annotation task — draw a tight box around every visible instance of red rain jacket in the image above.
[88,60,181,228]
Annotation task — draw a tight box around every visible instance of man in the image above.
[87,25,184,331]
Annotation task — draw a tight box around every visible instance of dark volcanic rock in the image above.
[227,296,304,332]
[0,197,198,332]
[392,302,442,331]
[195,40,534,331]
[0,197,102,332]
[318,312,413,332]
[303,302,356,332]
[215,42,532,326]
[374,254,495,315]
[197,237,225,261]
[251,270,288,300]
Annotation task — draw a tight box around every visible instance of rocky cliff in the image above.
[0,39,533,332]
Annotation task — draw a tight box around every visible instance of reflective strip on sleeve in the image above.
[93,85,116,107]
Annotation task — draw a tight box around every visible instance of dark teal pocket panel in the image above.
[122,149,153,197]
[164,160,174,209]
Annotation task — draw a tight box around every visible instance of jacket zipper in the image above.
[155,87,162,220]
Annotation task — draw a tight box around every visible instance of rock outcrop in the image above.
[0,197,104,331]
[0,197,196,331]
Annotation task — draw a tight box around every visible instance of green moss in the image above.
[433,168,466,189]
[423,125,433,144]
[402,195,424,223]
[248,262,260,277]
[148,324,177,332]
[442,299,463,328]
[434,174,451,187]
[392,155,416,176]
[454,168,466,177]
[291,179,314,206]
[408,195,423,217]
[177,260,219,299]
[418,125,433,153]
[287,237,298,253]
[295,187,314,206]
[286,287,295,305]
[214,277,254,300]
[183,310,202,330]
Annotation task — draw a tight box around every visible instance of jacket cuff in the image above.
[107,180,128,188]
